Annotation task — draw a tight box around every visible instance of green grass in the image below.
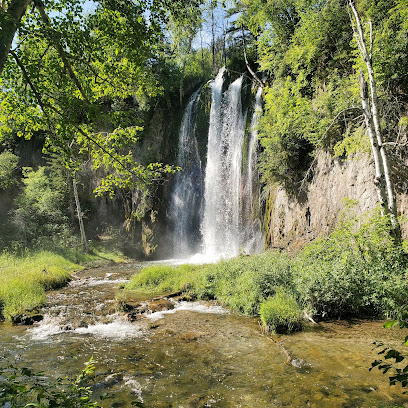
[123,251,295,316]
[0,245,127,320]
[260,288,303,333]
[124,263,205,294]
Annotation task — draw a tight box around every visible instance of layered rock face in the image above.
[265,151,408,250]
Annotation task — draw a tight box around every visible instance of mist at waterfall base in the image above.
[168,68,264,263]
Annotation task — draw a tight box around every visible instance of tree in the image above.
[0,0,207,251]
[348,0,400,239]
[0,0,205,196]
[0,0,30,76]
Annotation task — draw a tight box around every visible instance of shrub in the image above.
[260,288,303,333]
[13,167,69,246]
[294,206,408,318]
[124,206,408,322]
[0,358,101,407]
[0,150,19,190]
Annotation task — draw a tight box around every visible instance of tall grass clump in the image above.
[0,250,77,320]
[193,252,294,315]
[260,288,303,333]
[124,264,205,294]
[125,252,295,316]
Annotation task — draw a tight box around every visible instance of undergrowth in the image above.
[0,357,103,407]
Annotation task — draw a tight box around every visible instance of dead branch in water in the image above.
[259,322,292,365]
[267,336,292,365]
[151,291,184,301]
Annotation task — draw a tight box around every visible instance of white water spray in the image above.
[241,86,265,253]
[201,69,247,258]
[169,88,203,256]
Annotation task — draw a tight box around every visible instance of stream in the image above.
[1,262,408,407]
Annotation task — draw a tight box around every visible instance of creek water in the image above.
[1,262,408,407]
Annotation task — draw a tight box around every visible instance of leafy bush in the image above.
[0,358,101,407]
[294,206,408,318]
[13,167,69,246]
[260,288,303,333]
[125,206,408,322]
[0,150,19,189]
[371,320,408,393]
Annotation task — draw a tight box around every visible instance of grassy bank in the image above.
[0,245,126,321]
[123,208,408,333]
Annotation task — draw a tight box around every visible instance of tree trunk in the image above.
[242,27,264,88]
[0,0,31,76]
[349,0,400,239]
[72,177,89,252]
[211,6,216,73]
[358,72,386,208]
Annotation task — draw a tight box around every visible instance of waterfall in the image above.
[241,86,265,253]
[169,88,203,256]
[169,68,264,261]
[247,86,263,207]
[201,69,247,258]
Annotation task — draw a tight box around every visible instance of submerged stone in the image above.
[12,313,43,325]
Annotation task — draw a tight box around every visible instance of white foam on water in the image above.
[30,315,144,340]
[67,277,127,289]
[85,278,128,287]
[147,301,229,321]
[30,315,63,340]
[75,319,144,339]
[123,375,144,401]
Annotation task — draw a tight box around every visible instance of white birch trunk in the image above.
[349,1,400,237]
[73,177,89,252]
[358,72,386,208]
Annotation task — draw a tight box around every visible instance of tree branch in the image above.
[10,49,148,183]
[0,0,31,75]
[33,0,90,104]
[241,27,264,88]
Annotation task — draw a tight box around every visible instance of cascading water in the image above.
[247,86,263,207]
[169,68,264,260]
[241,86,265,253]
[169,88,203,256]
[201,69,247,258]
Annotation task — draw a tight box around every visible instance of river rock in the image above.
[12,313,43,325]
[148,299,174,313]
[179,331,204,342]
[120,301,142,313]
